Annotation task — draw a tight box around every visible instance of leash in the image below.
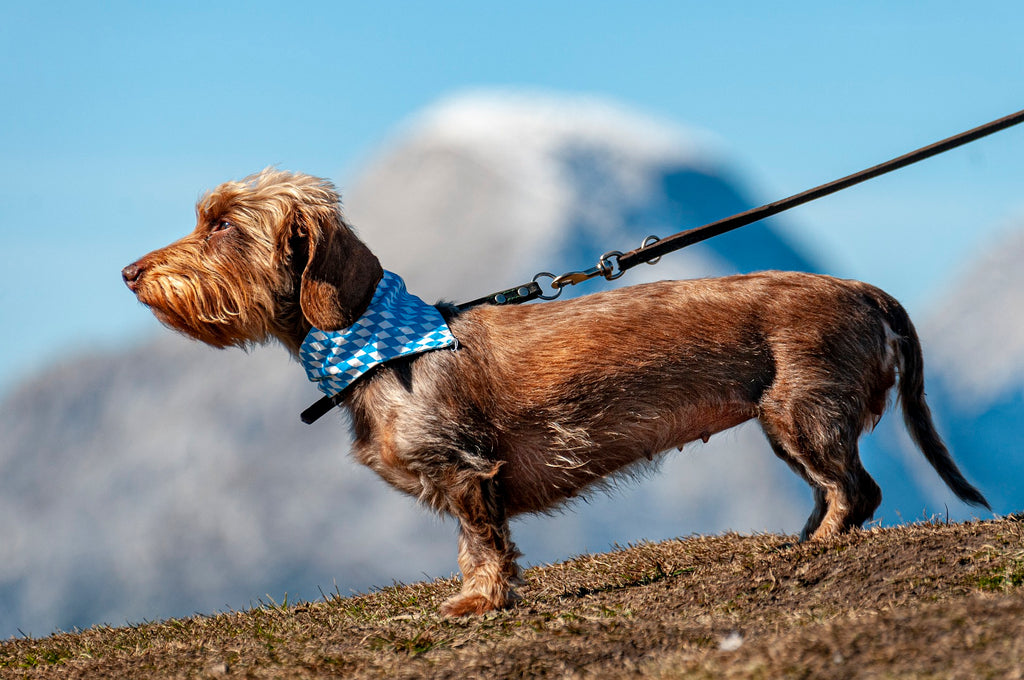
[301,107,1024,424]
[498,107,1024,302]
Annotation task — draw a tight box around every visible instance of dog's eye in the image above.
[204,219,235,243]
[206,220,234,240]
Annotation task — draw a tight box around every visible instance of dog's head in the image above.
[122,169,382,352]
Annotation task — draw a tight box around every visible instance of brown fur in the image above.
[123,168,989,616]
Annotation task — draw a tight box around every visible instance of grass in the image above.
[2,515,1023,678]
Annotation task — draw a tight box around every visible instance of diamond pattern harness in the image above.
[300,270,457,399]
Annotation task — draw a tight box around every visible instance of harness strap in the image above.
[301,392,345,424]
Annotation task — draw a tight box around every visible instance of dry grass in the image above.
[3,516,1023,679]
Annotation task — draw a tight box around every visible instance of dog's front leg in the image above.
[440,469,522,616]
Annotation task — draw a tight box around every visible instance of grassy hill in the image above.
[2,516,1022,679]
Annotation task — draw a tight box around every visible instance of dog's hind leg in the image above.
[761,402,881,542]
[440,469,522,616]
[807,448,882,541]
[847,454,883,529]
[764,431,828,540]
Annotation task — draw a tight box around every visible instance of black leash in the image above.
[527,107,1024,296]
[301,107,1024,424]
[613,107,1024,277]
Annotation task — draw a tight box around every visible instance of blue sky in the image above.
[2,2,1023,395]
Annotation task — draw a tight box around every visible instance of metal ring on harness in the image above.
[599,250,624,280]
[640,235,662,264]
[532,272,563,300]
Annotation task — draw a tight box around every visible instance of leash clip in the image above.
[551,250,624,289]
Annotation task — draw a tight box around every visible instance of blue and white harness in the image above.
[299,270,458,400]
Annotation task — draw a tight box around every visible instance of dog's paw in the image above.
[440,592,495,617]
[439,588,519,617]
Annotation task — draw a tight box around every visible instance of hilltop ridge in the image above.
[2,516,1019,679]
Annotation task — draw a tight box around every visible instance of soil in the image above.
[2,516,1023,679]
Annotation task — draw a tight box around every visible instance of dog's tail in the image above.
[871,289,991,511]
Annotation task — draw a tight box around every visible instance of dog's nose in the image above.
[122,262,144,292]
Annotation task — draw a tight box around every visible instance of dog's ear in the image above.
[296,206,383,331]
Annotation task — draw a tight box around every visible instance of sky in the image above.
[1,2,1023,396]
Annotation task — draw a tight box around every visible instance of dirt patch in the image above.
[2,516,1022,678]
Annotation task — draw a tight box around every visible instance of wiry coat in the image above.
[123,169,989,616]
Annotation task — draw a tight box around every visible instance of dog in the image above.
[122,168,989,616]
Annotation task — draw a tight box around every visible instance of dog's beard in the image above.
[136,271,276,349]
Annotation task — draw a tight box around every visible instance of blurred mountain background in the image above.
[4,3,1024,641]
[1,92,1018,638]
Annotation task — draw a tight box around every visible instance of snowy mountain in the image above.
[0,91,984,638]
[346,91,813,302]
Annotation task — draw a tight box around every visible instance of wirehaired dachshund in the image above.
[123,169,990,615]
